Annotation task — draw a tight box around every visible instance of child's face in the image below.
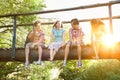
[35,23,41,31]
[56,21,62,29]
[71,22,78,29]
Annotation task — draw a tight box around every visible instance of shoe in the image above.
[78,62,82,68]
[63,61,66,67]
[36,60,41,65]
[25,61,29,68]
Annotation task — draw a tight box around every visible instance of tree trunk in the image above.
[0,44,120,62]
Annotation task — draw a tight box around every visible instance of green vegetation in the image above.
[0,0,46,48]
[0,60,120,80]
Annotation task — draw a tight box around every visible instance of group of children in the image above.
[25,18,106,68]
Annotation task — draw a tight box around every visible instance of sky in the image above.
[44,0,111,10]
[41,0,120,43]
[41,0,120,21]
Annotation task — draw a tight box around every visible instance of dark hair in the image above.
[53,20,63,28]
[71,18,79,25]
[34,21,41,27]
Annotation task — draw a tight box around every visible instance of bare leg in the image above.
[25,45,30,67]
[52,50,56,60]
[25,45,30,62]
[77,44,82,67]
[37,46,42,64]
[93,42,99,59]
[50,49,53,61]
[77,45,81,62]
[63,44,70,66]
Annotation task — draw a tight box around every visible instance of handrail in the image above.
[0,1,120,18]
[0,15,120,28]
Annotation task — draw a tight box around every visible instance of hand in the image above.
[61,43,65,47]
[31,43,38,48]
[72,41,76,46]
[31,43,35,48]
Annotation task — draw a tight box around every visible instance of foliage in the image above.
[0,0,46,48]
[0,61,62,80]
[0,0,46,24]
[60,60,120,80]
[0,0,45,14]
[1,60,120,80]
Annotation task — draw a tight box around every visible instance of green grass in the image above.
[0,59,120,80]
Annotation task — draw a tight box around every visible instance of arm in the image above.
[77,28,84,42]
[49,31,54,45]
[27,31,34,42]
[39,31,45,43]
[80,29,84,41]
[69,28,73,42]
[102,26,106,35]
[91,31,96,47]
[61,31,66,46]
[62,31,66,43]
[91,31,94,46]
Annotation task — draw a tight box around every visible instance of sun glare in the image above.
[102,34,117,47]
[101,20,120,47]
[50,67,60,80]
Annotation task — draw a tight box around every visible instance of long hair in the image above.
[91,19,106,33]
[90,19,99,32]
[53,20,63,28]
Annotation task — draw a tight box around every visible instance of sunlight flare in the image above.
[102,34,117,47]
[50,67,61,80]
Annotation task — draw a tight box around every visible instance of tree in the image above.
[0,0,46,48]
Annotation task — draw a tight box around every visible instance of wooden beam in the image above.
[0,43,120,62]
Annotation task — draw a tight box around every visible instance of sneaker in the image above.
[63,61,66,67]
[36,60,41,65]
[78,62,82,68]
[25,61,29,68]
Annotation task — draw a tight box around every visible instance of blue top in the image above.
[52,28,65,42]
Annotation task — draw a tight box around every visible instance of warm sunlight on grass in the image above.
[50,67,61,80]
